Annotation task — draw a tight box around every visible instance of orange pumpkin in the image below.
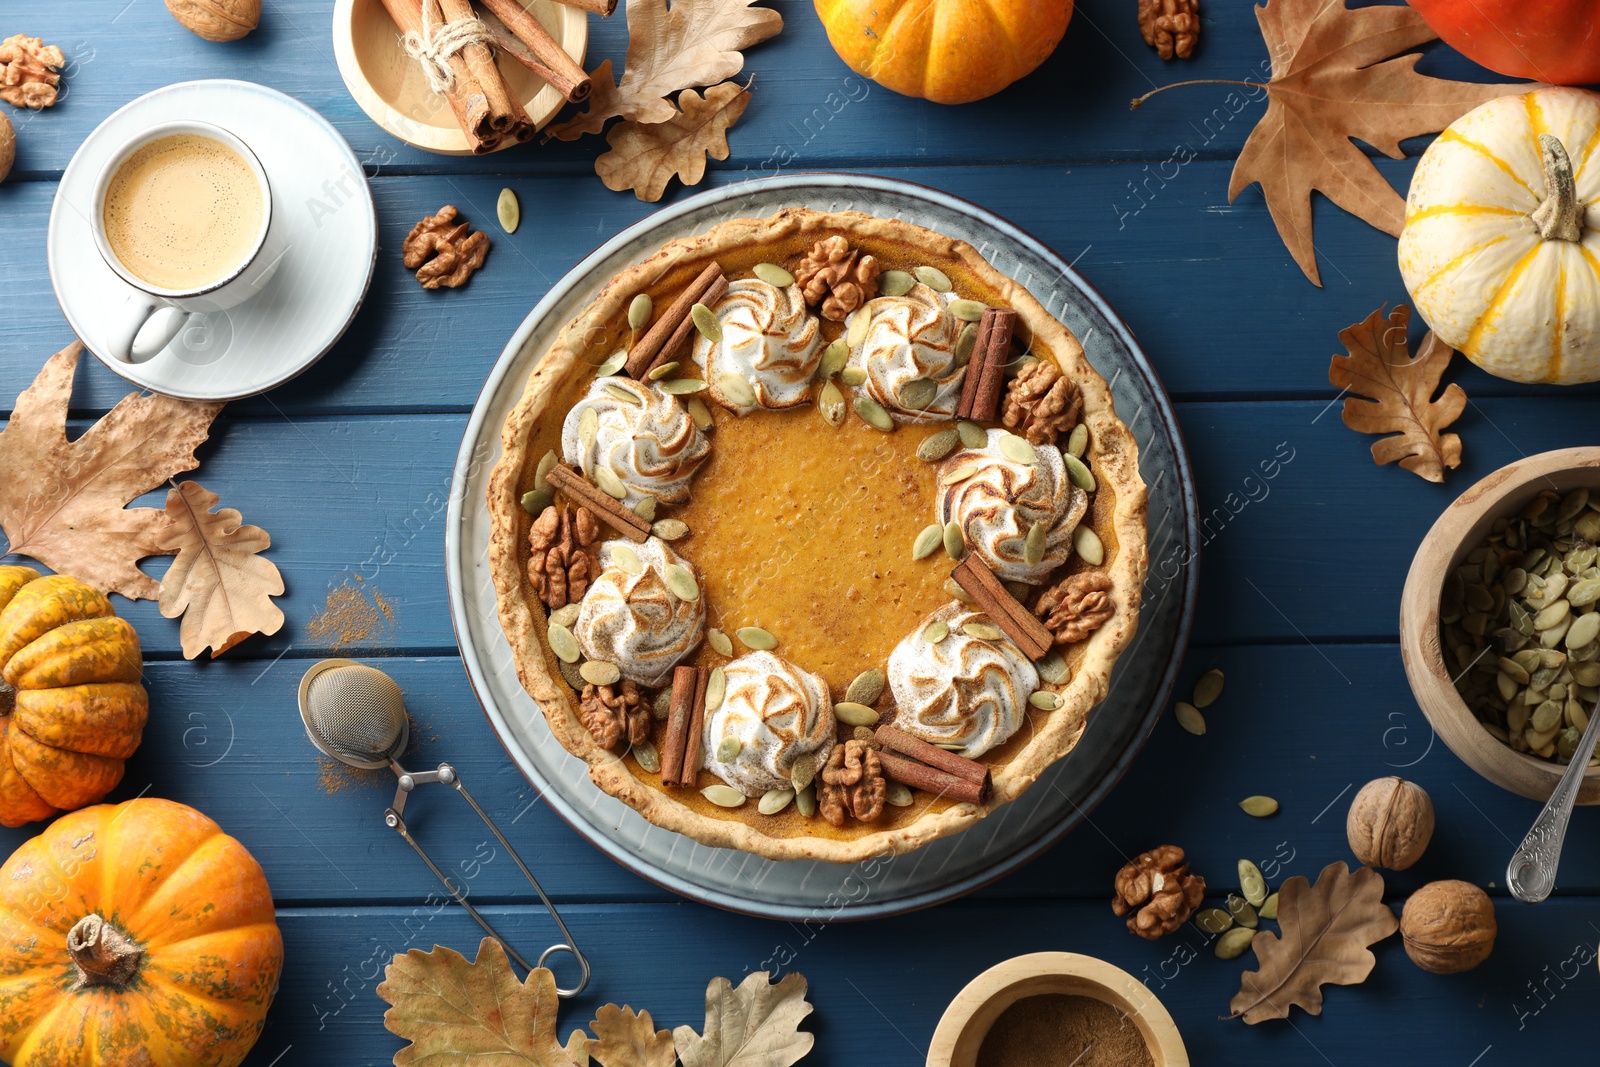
[0,798,284,1067]
[0,566,149,827]
[813,0,1074,104]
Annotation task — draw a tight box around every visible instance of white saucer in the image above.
[49,79,377,402]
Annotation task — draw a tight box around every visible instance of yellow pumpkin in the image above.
[0,566,149,827]
[0,798,283,1067]
[813,0,1073,105]
[1399,87,1600,384]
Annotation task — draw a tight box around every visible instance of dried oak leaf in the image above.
[547,0,781,139]
[1199,0,1526,285]
[674,971,814,1067]
[1329,304,1464,483]
[587,1003,675,1067]
[1229,861,1399,1024]
[0,343,224,600]
[155,480,284,659]
[378,938,584,1066]
[596,81,751,203]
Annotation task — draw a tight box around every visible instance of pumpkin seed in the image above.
[1029,690,1061,710]
[759,787,795,815]
[521,487,554,516]
[1193,669,1225,709]
[924,620,949,643]
[652,519,690,540]
[557,659,586,691]
[705,666,726,711]
[958,420,987,449]
[702,784,746,808]
[633,742,661,773]
[717,372,756,408]
[664,563,699,601]
[840,365,868,387]
[949,298,986,322]
[819,380,847,426]
[1259,892,1279,920]
[547,622,580,663]
[846,308,872,347]
[632,497,659,523]
[1067,423,1088,458]
[1537,601,1572,630]
[919,428,961,462]
[595,350,628,377]
[652,688,673,720]
[580,660,620,685]
[534,449,559,490]
[1568,612,1600,649]
[819,338,850,378]
[795,783,817,817]
[691,303,722,343]
[754,262,794,287]
[1239,795,1279,817]
[912,523,944,560]
[934,742,966,750]
[834,701,880,727]
[846,669,886,707]
[999,433,1036,463]
[1239,859,1268,907]
[1175,701,1206,735]
[1195,907,1233,935]
[628,293,653,330]
[707,628,733,656]
[879,269,916,297]
[1215,927,1256,960]
[550,604,580,628]
[593,466,628,500]
[686,397,714,429]
[953,322,978,367]
[945,577,976,604]
[1024,520,1047,567]
[611,545,644,575]
[963,622,1005,641]
[496,187,520,233]
[899,377,937,410]
[791,753,819,792]
[1062,452,1096,492]
[944,520,966,560]
[1227,894,1259,929]
[914,265,952,292]
[579,406,599,449]
[646,361,679,382]
[604,381,643,406]
[854,396,894,432]
[716,736,743,762]
[737,626,777,651]
[886,782,914,807]
[1075,527,1105,566]
[1036,650,1070,684]
[941,462,979,485]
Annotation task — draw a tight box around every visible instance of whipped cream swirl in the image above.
[937,429,1086,584]
[703,650,835,797]
[692,279,823,414]
[574,538,705,687]
[561,375,710,508]
[888,602,1039,759]
[845,282,967,423]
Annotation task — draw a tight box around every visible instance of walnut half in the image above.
[528,504,599,610]
[580,680,649,751]
[793,236,880,322]
[818,740,886,826]
[1138,0,1200,61]
[1035,571,1115,646]
[402,205,490,289]
[1112,845,1206,939]
[0,35,64,109]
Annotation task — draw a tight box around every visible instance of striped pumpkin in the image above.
[1398,87,1600,384]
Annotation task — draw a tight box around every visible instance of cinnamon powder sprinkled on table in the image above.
[317,756,390,795]
[975,995,1153,1067]
[307,581,396,649]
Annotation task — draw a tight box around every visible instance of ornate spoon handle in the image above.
[1508,699,1600,903]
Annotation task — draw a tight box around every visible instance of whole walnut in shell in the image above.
[1400,880,1496,973]
[1346,776,1434,870]
[167,0,260,41]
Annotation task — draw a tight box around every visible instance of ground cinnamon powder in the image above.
[306,581,395,648]
[975,995,1154,1067]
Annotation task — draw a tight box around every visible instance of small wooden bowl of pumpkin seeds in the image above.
[1402,448,1600,804]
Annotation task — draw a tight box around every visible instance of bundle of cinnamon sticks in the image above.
[378,0,598,154]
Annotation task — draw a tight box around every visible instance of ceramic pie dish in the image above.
[485,206,1148,863]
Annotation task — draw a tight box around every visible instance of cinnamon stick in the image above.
[878,750,988,805]
[625,262,725,378]
[476,0,593,103]
[660,665,699,784]
[951,555,1053,660]
[646,275,728,379]
[378,0,497,152]
[478,6,586,113]
[544,465,650,542]
[875,725,991,789]
[680,666,711,785]
[955,338,983,419]
[968,308,1017,422]
[551,0,616,15]
[439,0,521,134]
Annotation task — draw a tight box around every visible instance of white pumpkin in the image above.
[1399,87,1600,384]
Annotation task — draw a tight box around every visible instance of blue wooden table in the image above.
[4,1,1599,1063]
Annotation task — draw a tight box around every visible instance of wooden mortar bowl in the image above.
[1401,447,1600,804]
[331,0,586,155]
[927,952,1188,1067]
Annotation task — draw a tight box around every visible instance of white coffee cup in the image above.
[91,119,286,364]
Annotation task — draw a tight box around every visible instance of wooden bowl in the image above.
[1401,447,1600,804]
[331,0,586,155]
[927,952,1188,1067]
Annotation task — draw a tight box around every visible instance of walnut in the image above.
[527,504,600,610]
[1112,845,1206,940]
[1400,880,1496,973]
[166,0,260,41]
[1138,0,1200,60]
[1346,777,1434,871]
[1036,571,1115,646]
[0,35,64,109]
[0,113,13,185]
[579,680,648,751]
[403,205,490,289]
[1002,360,1082,447]
[818,740,887,826]
[793,236,881,322]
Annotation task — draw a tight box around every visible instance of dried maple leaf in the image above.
[1330,304,1465,483]
[1229,861,1399,1024]
[155,480,285,659]
[547,0,780,139]
[378,939,580,1066]
[0,342,224,600]
[587,1004,675,1067]
[674,971,814,1067]
[596,81,751,202]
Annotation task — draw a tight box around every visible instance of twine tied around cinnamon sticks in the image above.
[401,4,492,96]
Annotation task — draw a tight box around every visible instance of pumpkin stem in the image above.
[67,914,143,989]
[1129,79,1264,111]
[1532,133,1583,243]
[0,681,12,717]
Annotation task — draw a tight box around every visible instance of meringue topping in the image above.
[845,282,967,422]
[561,375,710,508]
[575,538,705,687]
[888,602,1039,759]
[703,650,835,797]
[692,279,823,414]
[938,429,1087,584]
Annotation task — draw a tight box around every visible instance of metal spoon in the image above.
[1507,697,1600,903]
